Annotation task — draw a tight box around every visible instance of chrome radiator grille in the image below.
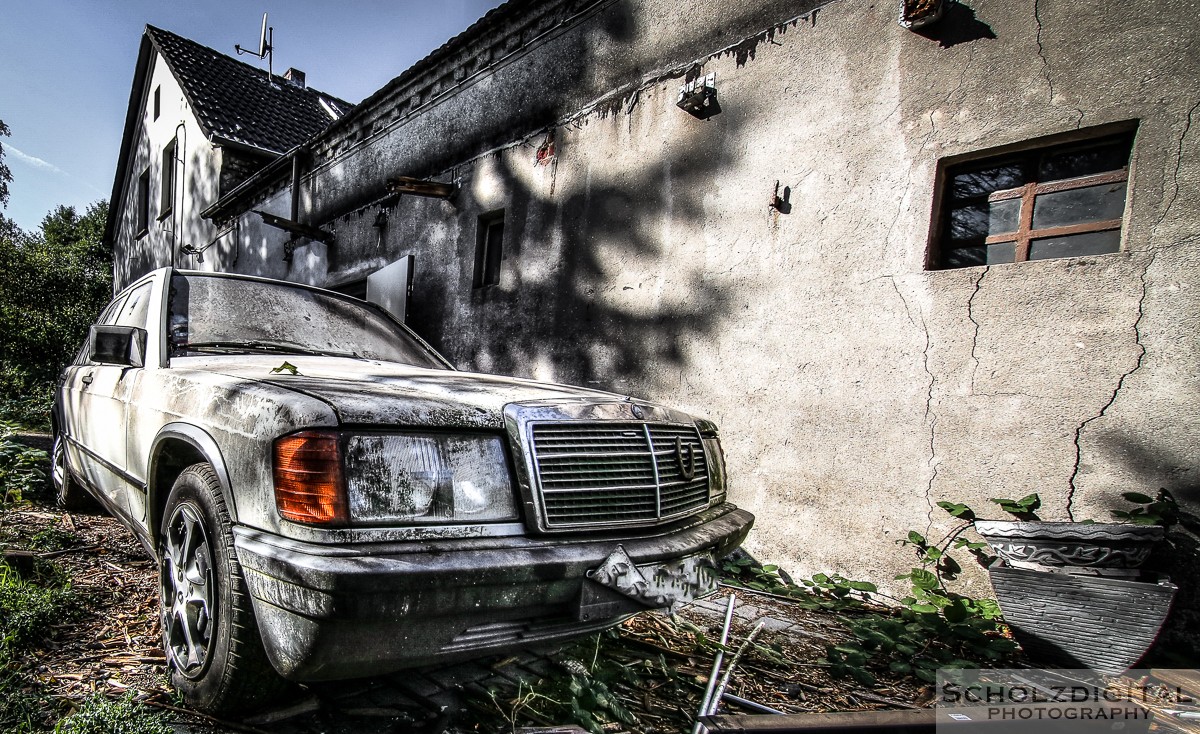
[530,422,710,528]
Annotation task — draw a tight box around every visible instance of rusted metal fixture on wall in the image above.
[386,176,457,199]
[899,0,948,29]
[677,72,718,118]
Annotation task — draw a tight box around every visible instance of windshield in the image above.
[168,274,447,369]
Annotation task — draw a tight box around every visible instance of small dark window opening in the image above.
[136,168,150,238]
[159,137,175,218]
[153,86,160,120]
[931,128,1135,269]
[473,211,504,289]
[159,138,176,218]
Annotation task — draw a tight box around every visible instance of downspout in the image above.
[291,153,301,221]
[172,121,186,267]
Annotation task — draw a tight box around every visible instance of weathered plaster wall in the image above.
[115,50,223,288]
[194,0,1198,598]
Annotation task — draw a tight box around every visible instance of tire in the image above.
[52,433,97,511]
[158,463,288,713]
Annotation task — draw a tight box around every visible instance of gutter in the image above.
[201,144,301,222]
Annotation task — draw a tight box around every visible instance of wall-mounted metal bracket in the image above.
[677,73,718,118]
[254,210,334,243]
[386,176,457,199]
[899,0,948,29]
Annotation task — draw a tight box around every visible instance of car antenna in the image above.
[235,12,275,82]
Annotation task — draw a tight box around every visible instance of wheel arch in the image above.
[149,424,238,546]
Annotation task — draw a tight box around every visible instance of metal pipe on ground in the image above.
[693,594,737,734]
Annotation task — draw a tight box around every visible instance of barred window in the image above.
[931,129,1135,269]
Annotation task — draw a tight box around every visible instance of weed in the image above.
[482,631,668,733]
[1112,489,1186,528]
[720,537,1018,686]
[0,559,77,732]
[28,527,79,553]
[0,560,74,654]
[0,388,54,433]
[1,421,48,506]
[54,694,172,734]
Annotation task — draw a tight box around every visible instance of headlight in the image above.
[343,433,518,524]
[273,431,517,525]
[697,420,727,502]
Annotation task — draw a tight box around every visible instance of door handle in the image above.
[81,374,93,385]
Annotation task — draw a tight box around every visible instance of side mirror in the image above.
[88,325,147,368]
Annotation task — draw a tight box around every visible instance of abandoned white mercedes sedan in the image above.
[52,267,753,712]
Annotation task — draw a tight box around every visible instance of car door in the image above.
[61,294,125,509]
[71,282,153,519]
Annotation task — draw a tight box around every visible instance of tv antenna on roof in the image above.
[235,12,274,79]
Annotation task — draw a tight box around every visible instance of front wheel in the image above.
[159,463,287,713]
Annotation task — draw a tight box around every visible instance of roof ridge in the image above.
[144,24,355,110]
[142,23,354,156]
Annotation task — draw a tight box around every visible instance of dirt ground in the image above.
[0,494,936,733]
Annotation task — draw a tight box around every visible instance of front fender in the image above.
[148,423,236,545]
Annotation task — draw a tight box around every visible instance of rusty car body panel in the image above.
[53,267,753,702]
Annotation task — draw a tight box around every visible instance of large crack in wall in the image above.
[1066,251,1155,519]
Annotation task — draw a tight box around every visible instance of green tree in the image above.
[0,118,12,208]
[0,202,112,428]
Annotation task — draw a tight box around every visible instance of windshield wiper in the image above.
[181,340,360,359]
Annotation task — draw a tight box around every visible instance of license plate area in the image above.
[581,546,718,620]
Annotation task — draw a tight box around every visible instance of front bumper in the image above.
[233,503,753,681]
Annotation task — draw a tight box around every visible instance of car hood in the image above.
[179,356,634,430]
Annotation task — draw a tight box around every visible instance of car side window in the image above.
[98,295,129,326]
[72,295,128,366]
[115,283,153,330]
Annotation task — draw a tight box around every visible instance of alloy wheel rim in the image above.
[161,503,215,679]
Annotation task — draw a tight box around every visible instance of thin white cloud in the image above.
[4,143,104,195]
[5,144,68,176]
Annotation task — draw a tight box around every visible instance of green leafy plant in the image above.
[0,558,79,732]
[54,693,172,734]
[988,493,1041,521]
[1112,489,1182,527]
[938,493,1042,523]
[29,527,79,553]
[720,545,1017,685]
[481,632,646,734]
[1,421,48,506]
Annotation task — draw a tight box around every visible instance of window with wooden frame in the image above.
[159,137,176,218]
[931,129,1135,269]
[136,168,150,238]
[473,210,504,289]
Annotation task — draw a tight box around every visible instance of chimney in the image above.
[283,68,306,88]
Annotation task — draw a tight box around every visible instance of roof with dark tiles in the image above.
[146,25,354,155]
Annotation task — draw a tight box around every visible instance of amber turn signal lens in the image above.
[273,430,348,525]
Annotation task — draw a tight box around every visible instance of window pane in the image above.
[950,163,1029,199]
[949,197,1022,242]
[988,197,1021,235]
[949,204,988,242]
[1038,137,1132,181]
[1032,181,1126,229]
[115,283,153,330]
[1028,230,1121,260]
[986,242,1016,264]
[942,247,986,268]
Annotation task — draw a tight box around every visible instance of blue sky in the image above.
[0,0,505,232]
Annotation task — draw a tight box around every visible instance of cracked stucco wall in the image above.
[183,0,1198,594]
